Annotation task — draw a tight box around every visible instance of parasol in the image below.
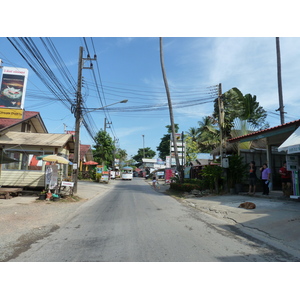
[83,161,98,165]
[39,154,72,165]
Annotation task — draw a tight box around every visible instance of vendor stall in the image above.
[278,127,300,199]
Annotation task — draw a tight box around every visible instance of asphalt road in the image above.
[10,178,296,262]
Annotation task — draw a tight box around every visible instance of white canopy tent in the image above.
[278,126,300,153]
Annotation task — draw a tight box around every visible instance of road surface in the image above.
[10,178,296,261]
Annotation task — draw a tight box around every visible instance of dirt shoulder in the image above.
[0,180,113,262]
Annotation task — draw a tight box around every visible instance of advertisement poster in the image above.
[0,67,28,118]
[45,165,58,189]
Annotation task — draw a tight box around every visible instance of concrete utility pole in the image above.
[104,118,112,132]
[142,135,145,158]
[276,37,285,125]
[73,46,96,194]
[159,37,181,177]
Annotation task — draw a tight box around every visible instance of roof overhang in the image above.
[0,132,74,151]
[228,119,300,147]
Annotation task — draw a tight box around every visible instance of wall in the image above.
[0,170,45,188]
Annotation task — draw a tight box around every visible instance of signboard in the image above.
[45,165,58,189]
[286,155,299,171]
[166,156,171,168]
[0,66,28,119]
[184,166,191,179]
[97,165,104,174]
[165,168,175,183]
[61,181,74,187]
[101,171,109,182]
[288,145,300,154]
[0,108,23,119]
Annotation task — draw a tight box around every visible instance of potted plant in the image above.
[38,190,47,200]
[227,154,248,194]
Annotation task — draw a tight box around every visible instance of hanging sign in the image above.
[0,66,28,119]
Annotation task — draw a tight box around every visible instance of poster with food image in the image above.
[0,67,28,109]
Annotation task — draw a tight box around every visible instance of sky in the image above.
[1,36,300,161]
[2,1,298,296]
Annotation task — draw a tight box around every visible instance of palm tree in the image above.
[186,126,199,142]
[197,116,220,153]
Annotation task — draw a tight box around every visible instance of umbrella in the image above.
[83,161,98,165]
[40,154,71,165]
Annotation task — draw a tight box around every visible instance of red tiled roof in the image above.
[228,119,300,143]
[0,111,40,131]
[80,144,91,159]
[68,144,92,160]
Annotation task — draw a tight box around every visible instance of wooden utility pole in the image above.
[159,37,181,177]
[217,83,224,165]
[276,37,285,125]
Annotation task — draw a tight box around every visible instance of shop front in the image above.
[278,126,300,199]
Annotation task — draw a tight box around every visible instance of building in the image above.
[0,111,74,188]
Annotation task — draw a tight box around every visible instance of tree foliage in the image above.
[115,148,127,167]
[186,116,219,154]
[157,124,179,160]
[132,147,156,164]
[92,130,115,166]
[213,87,268,138]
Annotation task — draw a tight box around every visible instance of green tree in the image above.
[93,130,115,166]
[196,116,220,153]
[132,147,156,165]
[157,124,179,160]
[185,136,198,162]
[115,148,127,168]
[213,87,268,138]
[186,126,199,142]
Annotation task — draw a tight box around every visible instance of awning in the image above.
[278,126,300,153]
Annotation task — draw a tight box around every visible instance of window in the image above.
[2,151,52,171]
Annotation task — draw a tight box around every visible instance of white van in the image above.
[121,166,133,180]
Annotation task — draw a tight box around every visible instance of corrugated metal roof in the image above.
[228,119,300,143]
[0,132,73,147]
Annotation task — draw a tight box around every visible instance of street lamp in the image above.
[81,99,128,117]
[73,99,128,193]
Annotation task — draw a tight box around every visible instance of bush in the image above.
[170,182,202,192]
[96,173,102,182]
[201,165,223,193]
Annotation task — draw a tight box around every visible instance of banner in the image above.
[45,165,58,189]
[0,67,28,109]
[0,108,23,119]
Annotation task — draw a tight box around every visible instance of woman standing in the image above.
[279,161,292,196]
[248,161,257,195]
[260,163,271,195]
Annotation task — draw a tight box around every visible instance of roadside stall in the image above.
[165,168,176,184]
[278,127,300,199]
[37,154,73,199]
[101,171,110,183]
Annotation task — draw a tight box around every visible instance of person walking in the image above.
[260,163,271,195]
[152,176,157,189]
[248,161,257,195]
[279,161,292,196]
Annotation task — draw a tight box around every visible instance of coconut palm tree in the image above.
[197,116,220,153]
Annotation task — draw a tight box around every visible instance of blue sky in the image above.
[1,36,300,160]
